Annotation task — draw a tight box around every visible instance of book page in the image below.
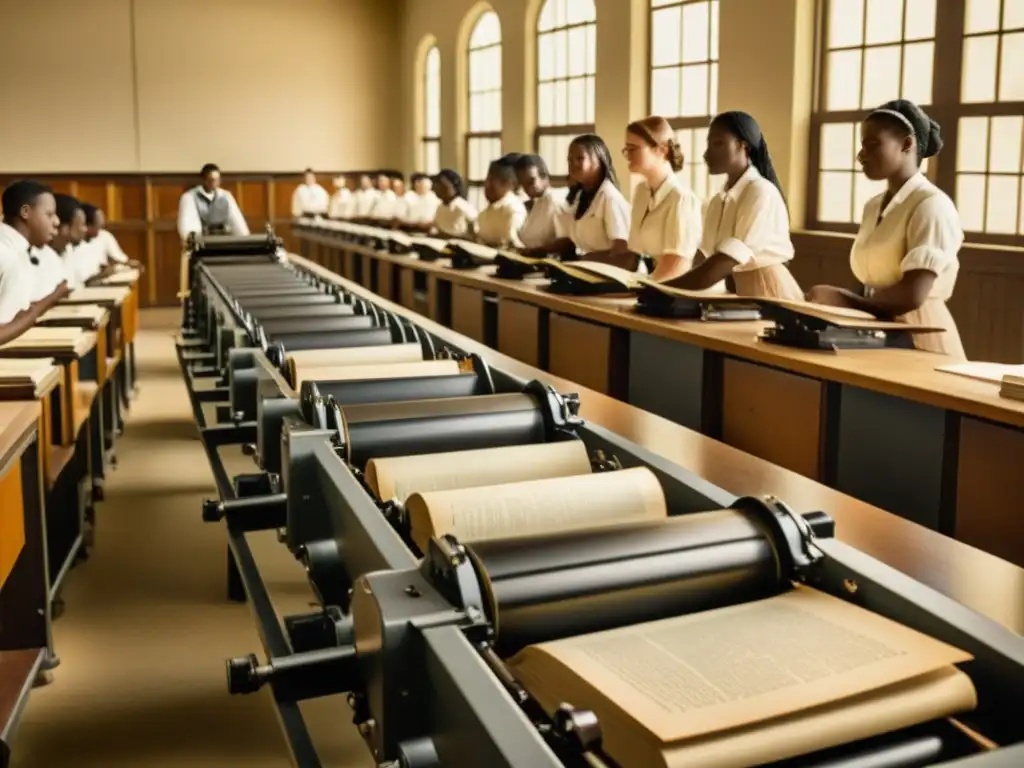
[937,361,1024,384]
[101,269,140,285]
[405,466,666,552]
[66,286,130,302]
[496,250,545,266]
[294,359,461,387]
[638,281,740,301]
[569,260,644,289]
[761,297,876,320]
[450,239,498,260]
[415,237,452,252]
[0,358,57,385]
[39,304,106,322]
[365,440,593,502]
[287,343,423,369]
[512,586,972,747]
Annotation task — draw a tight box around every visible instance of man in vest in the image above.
[176,163,249,242]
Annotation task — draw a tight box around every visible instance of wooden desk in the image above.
[290,247,1024,635]
[0,403,52,761]
[295,227,1024,568]
[0,331,99,579]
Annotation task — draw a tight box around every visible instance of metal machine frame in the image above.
[178,239,1024,768]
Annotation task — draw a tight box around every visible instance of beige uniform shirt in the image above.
[477,192,529,247]
[435,197,479,238]
[628,173,702,269]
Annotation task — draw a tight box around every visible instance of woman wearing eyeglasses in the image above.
[623,116,703,281]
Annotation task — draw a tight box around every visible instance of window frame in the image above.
[534,0,598,186]
[421,45,442,176]
[807,0,1024,246]
[646,0,723,198]
[466,12,504,210]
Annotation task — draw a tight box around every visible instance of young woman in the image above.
[433,169,479,238]
[476,161,529,247]
[624,116,702,281]
[806,100,965,358]
[662,111,802,298]
[514,154,569,253]
[560,134,631,264]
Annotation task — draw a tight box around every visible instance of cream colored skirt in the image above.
[732,264,805,301]
[899,297,966,359]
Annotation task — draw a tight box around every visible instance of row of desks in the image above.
[295,225,1024,570]
[0,272,141,767]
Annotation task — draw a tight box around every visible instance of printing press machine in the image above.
[178,233,1024,768]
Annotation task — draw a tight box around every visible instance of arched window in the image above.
[535,0,597,184]
[466,11,503,210]
[422,46,442,176]
[650,0,721,197]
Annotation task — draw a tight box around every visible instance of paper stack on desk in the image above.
[39,304,107,324]
[935,362,1024,401]
[102,269,140,285]
[1000,375,1024,402]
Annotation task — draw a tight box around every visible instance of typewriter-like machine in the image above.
[178,230,1023,768]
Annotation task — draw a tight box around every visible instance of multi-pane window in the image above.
[650,0,722,198]
[535,0,597,183]
[954,1,1024,237]
[466,11,503,211]
[810,0,1024,243]
[812,0,936,226]
[422,46,441,176]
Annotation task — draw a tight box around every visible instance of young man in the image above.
[514,154,569,252]
[399,173,441,232]
[369,172,399,224]
[81,203,144,282]
[0,180,68,344]
[177,163,249,241]
[53,194,101,288]
[290,168,329,218]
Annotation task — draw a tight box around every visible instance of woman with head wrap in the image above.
[807,100,965,358]
[661,111,802,299]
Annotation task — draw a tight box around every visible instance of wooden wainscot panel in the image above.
[152,180,188,222]
[75,181,107,208]
[721,357,826,481]
[548,313,625,396]
[955,418,1024,567]
[361,253,375,290]
[399,267,417,310]
[274,179,300,221]
[497,299,543,368]
[238,181,270,222]
[154,231,184,307]
[451,284,485,343]
[110,179,146,222]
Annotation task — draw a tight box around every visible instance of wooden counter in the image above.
[289,249,1024,636]
[295,227,1024,568]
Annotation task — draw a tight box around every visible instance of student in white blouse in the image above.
[328,176,355,219]
[623,116,702,281]
[661,112,802,300]
[370,173,401,224]
[513,155,569,253]
[291,168,329,218]
[177,163,249,242]
[353,174,382,221]
[560,134,632,263]
[807,100,965,358]
[0,180,67,342]
[433,169,479,238]
[400,174,441,232]
[476,161,529,247]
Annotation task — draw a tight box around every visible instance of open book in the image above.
[0,358,61,395]
[38,304,107,325]
[0,327,94,355]
[546,260,645,291]
[758,298,945,333]
[65,286,131,304]
[101,269,140,285]
[509,585,976,768]
[404,466,666,552]
[292,359,463,388]
[365,440,594,503]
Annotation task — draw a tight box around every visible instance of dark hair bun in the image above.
[665,138,685,172]
[923,119,943,159]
